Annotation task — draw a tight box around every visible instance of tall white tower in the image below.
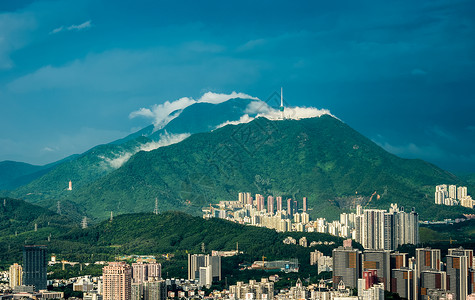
[279,87,285,119]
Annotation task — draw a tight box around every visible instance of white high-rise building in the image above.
[449,184,457,199]
[458,186,468,200]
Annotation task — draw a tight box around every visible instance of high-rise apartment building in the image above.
[132,262,161,284]
[303,197,307,212]
[9,263,22,289]
[449,185,457,199]
[276,196,282,211]
[143,279,166,300]
[287,198,292,216]
[23,245,47,291]
[267,196,274,214]
[102,261,132,300]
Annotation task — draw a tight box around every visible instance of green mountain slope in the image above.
[0,197,74,237]
[0,211,346,280]
[66,116,466,220]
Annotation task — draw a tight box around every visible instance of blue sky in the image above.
[0,0,474,173]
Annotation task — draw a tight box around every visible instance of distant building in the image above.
[310,250,323,266]
[317,256,333,274]
[332,246,362,289]
[9,263,22,289]
[229,278,274,300]
[23,245,47,291]
[391,268,414,300]
[267,196,274,214]
[187,254,221,285]
[362,250,391,291]
[132,262,161,284]
[143,278,166,300]
[446,252,470,300]
[102,261,132,300]
[276,196,282,211]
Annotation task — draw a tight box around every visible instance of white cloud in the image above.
[50,20,92,34]
[100,132,190,169]
[215,114,255,129]
[198,91,259,104]
[215,100,333,129]
[129,91,259,130]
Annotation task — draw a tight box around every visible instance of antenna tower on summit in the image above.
[279,87,285,119]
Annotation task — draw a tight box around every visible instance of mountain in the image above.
[6,98,258,207]
[61,115,466,221]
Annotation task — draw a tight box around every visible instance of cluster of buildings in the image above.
[1,245,65,299]
[291,203,419,251]
[205,193,420,251]
[206,277,356,300]
[333,244,475,300]
[435,184,474,208]
[1,245,165,300]
[203,193,311,232]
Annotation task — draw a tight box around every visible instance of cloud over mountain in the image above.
[129,92,259,130]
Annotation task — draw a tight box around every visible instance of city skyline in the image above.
[0,1,475,172]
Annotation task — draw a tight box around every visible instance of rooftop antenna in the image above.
[279,87,285,119]
[153,198,159,215]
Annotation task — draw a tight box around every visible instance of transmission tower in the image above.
[153,198,159,215]
[57,201,61,215]
[81,216,88,229]
[110,211,113,222]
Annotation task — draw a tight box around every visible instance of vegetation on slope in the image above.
[67,116,467,220]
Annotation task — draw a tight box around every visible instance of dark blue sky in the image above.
[1,0,474,173]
